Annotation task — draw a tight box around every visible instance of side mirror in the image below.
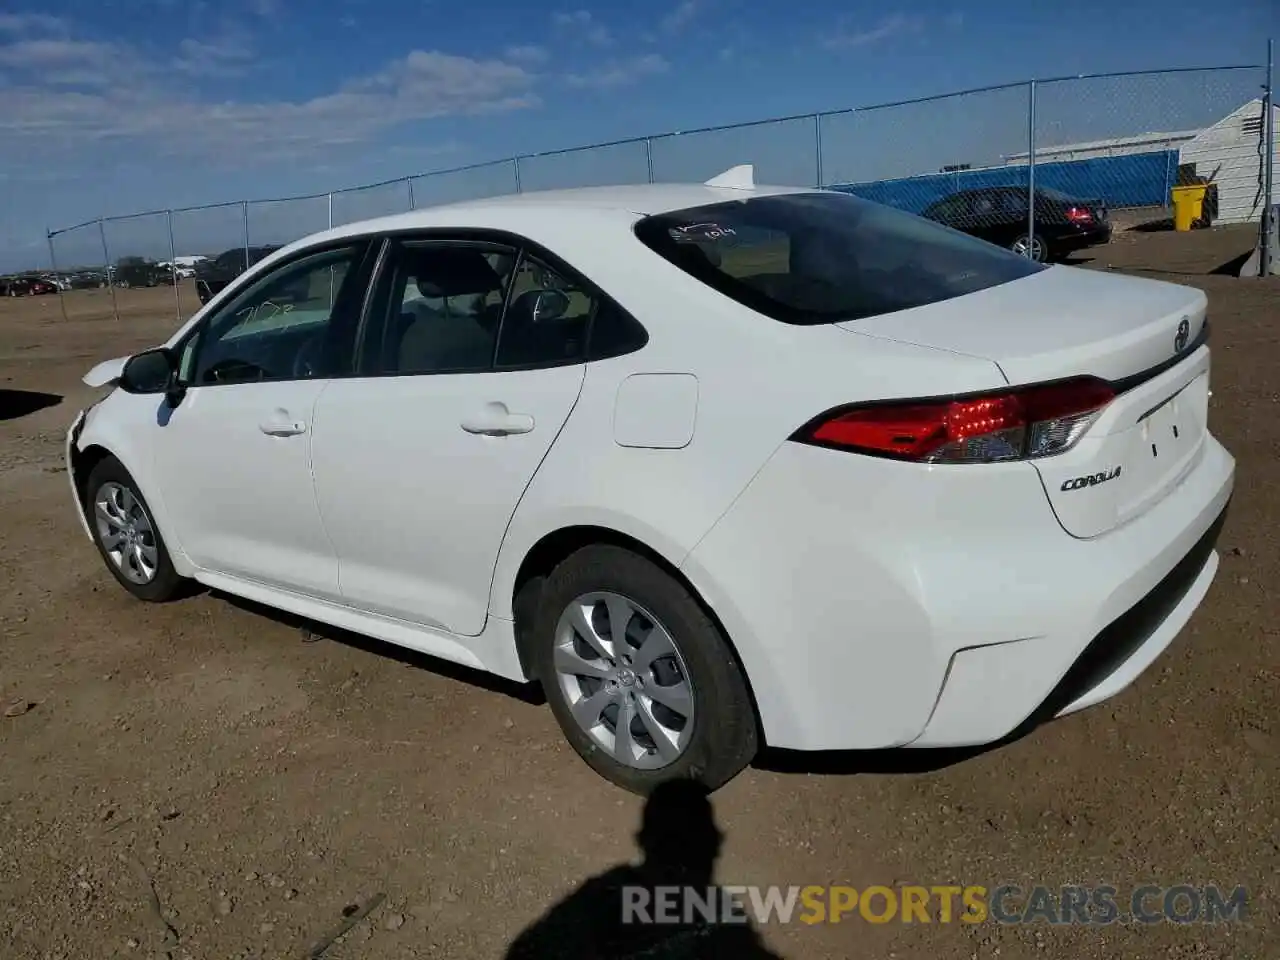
[531,289,570,323]
[119,348,183,405]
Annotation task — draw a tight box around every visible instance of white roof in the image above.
[304,180,808,247]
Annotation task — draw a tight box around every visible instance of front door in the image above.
[152,241,371,600]
[310,238,591,635]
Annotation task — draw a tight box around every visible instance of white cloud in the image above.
[661,0,701,36]
[505,44,549,65]
[247,0,281,17]
[0,33,540,165]
[0,38,143,88]
[172,34,256,78]
[553,9,613,47]
[823,14,925,49]
[0,13,66,34]
[565,54,668,89]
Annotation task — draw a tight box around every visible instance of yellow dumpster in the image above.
[1171,183,1208,232]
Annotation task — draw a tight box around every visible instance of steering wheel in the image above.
[292,333,325,379]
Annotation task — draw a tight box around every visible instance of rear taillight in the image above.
[1066,206,1094,225]
[794,378,1115,464]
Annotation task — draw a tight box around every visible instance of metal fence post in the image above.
[241,201,250,265]
[327,192,334,230]
[513,156,523,193]
[1026,80,1038,260]
[814,114,824,188]
[46,231,69,323]
[98,218,119,323]
[166,210,181,321]
[645,137,655,183]
[407,177,417,210]
[1262,38,1275,277]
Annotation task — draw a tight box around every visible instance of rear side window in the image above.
[634,191,1044,325]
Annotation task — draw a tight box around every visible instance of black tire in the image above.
[83,456,185,602]
[532,545,758,794]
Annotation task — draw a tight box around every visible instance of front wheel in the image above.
[533,545,758,794]
[84,457,185,602]
[1011,233,1049,263]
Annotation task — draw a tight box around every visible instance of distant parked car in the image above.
[68,272,106,290]
[113,260,175,289]
[921,186,1112,263]
[195,246,280,305]
[1,277,58,296]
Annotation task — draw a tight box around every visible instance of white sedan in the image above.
[66,167,1234,793]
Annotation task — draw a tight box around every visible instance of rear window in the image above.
[633,191,1044,325]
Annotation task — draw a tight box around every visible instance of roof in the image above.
[304,180,810,247]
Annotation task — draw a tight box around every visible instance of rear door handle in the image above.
[460,402,535,437]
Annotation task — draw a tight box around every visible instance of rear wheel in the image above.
[84,457,185,602]
[533,545,758,794]
[1011,233,1049,263]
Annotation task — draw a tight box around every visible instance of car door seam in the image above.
[480,364,589,632]
[307,378,345,594]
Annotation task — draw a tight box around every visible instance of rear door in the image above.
[309,234,592,636]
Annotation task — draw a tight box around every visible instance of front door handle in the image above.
[460,402,535,437]
[259,416,307,437]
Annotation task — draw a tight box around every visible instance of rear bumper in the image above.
[681,433,1235,752]
[1058,223,1113,250]
[909,485,1228,747]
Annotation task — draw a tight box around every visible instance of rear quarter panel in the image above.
[487,213,1008,621]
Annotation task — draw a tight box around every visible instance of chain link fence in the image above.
[41,61,1272,322]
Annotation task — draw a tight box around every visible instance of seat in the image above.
[388,249,507,373]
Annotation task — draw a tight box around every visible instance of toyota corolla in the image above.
[65,167,1234,793]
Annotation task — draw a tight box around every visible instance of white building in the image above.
[1178,98,1279,225]
[1003,130,1200,164]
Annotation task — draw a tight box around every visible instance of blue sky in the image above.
[1,0,1274,269]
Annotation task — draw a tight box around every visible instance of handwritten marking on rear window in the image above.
[669,222,737,242]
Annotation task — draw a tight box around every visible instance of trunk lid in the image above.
[837,266,1211,538]
[835,264,1206,385]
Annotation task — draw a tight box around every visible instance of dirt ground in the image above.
[1,225,1277,960]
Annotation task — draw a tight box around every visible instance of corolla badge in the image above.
[1174,317,1191,353]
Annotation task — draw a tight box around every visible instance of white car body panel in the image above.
[66,180,1236,758]
[311,364,586,636]
[152,379,342,600]
[839,264,1208,385]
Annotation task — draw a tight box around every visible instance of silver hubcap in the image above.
[94,481,159,585]
[553,592,695,770]
[1013,235,1044,261]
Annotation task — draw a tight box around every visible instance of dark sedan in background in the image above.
[1,277,58,297]
[921,186,1112,263]
[195,246,280,305]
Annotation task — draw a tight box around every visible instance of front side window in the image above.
[634,191,1045,325]
[181,244,362,386]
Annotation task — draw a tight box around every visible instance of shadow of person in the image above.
[505,780,784,959]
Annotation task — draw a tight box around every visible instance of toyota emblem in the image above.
[1174,317,1190,353]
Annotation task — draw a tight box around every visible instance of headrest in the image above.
[407,247,502,298]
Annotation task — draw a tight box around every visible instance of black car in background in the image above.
[1,276,58,296]
[195,246,280,305]
[921,186,1112,263]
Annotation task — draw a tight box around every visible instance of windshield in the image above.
[634,191,1044,325]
